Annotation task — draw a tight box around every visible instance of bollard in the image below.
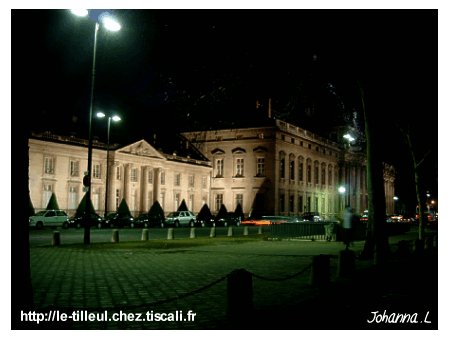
[413,238,423,255]
[228,226,233,237]
[112,229,119,243]
[190,227,196,239]
[243,226,249,236]
[141,229,149,241]
[52,231,60,246]
[433,235,438,248]
[397,240,410,258]
[226,269,253,321]
[210,227,216,238]
[424,236,434,251]
[310,254,330,287]
[167,228,174,240]
[337,250,355,278]
[258,225,263,235]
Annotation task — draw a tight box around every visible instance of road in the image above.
[29,226,265,247]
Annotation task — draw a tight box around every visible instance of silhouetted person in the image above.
[343,206,354,249]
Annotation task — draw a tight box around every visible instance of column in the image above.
[142,166,149,212]
[153,167,162,204]
[124,163,131,206]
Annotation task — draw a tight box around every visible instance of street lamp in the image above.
[71,9,121,244]
[343,133,355,208]
[96,112,121,219]
[393,196,399,214]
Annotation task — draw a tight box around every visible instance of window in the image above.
[148,170,152,183]
[322,198,325,213]
[161,172,165,185]
[257,158,265,176]
[175,173,181,186]
[215,194,223,212]
[68,186,78,210]
[189,175,194,187]
[306,196,311,212]
[328,166,333,186]
[308,144,311,150]
[189,194,194,211]
[202,176,207,189]
[322,167,326,185]
[316,147,319,152]
[70,160,79,177]
[315,197,319,212]
[131,168,137,182]
[92,187,100,210]
[289,195,294,212]
[216,159,223,177]
[280,158,285,179]
[43,184,52,208]
[202,195,207,206]
[291,138,295,144]
[290,159,295,180]
[281,135,285,141]
[93,164,101,179]
[300,141,304,147]
[307,162,312,183]
[299,162,304,182]
[236,194,243,209]
[116,167,121,180]
[299,195,303,214]
[236,158,244,176]
[280,194,285,213]
[115,189,120,209]
[174,193,180,211]
[44,157,54,174]
[314,164,319,184]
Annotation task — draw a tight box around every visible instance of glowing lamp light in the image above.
[393,196,399,200]
[338,187,346,193]
[71,9,88,17]
[112,116,121,121]
[343,134,355,142]
[96,112,106,117]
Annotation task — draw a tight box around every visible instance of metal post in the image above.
[104,117,111,219]
[84,21,99,245]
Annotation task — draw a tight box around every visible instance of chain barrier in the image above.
[246,263,313,281]
[37,263,313,313]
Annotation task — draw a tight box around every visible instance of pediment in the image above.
[116,140,165,159]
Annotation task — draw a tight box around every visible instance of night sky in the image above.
[17,8,438,213]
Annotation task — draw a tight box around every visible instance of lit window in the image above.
[93,164,101,179]
[216,159,223,177]
[175,173,181,186]
[70,160,79,177]
[215,194,223,211]
[44,157,54,174]
[131,168,137,182]
[236,158,244,176]
[257,158,265,176]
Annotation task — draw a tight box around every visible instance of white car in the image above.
[29,210,70,229]
[164,211,196,227]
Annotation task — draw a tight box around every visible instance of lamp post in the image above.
[97,112,121,219]
[393,196,399,214]
[343,134,355,208]
[70,10,121,244]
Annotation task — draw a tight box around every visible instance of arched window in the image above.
[314,161,320,184]
[306,158,312,183]
[280,151,286,179]
[321,162,326,185]
[289,154,295,181]
[298,156,304,182]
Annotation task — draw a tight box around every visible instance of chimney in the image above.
[268,98,271,118]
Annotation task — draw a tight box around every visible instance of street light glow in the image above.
[393,196,399,200]
[339,187,346,193]
[101,16,121,31]
[97,112,106,117]
[71,9,88,17]
[343,134,355,142]
[112,116,121,121]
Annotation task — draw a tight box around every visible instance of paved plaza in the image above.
[26,226,438,330]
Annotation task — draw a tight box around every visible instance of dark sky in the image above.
[17,9,438,210]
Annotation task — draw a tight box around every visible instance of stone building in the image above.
[181,119,396,219]
[28,118,396,219]
[28,131,212,216]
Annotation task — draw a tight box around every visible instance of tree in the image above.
[197,203,213,222]
[177,199,188,211]
[45,193,60,210]
[75,193,96,217]
[234,203,245,220]
[117,199,132,216]
[149,200,165,221]
[29,194,35,217]
[215,204,228,221]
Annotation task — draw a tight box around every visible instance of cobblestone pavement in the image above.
[28,227,438,329]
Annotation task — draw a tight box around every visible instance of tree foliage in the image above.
[45,193,60,210]
[177,199,189,211]
[29,194,35,217]
[197,203,213,222]
[75,193,95,216]
[215,204,228,221]
[148,200,165,221]
[116,199,131,216]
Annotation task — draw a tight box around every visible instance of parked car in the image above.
[216,212,242,227]
[164,211,196,227]
[69,212,103,229]
[29,210,69,229]
[302,212,322,222]
[360,210,369,222]
[104,213,135,228]
[135,213,165,228]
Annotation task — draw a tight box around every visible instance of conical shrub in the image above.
[75,193,96,217]
[117,198,131,216]
[177,199,189,211]
[234,203,244,220]
[149,200,165,221]
[215,204,228,221]
[29,194,35,217]
[197,203,213,222]
[46,193,60,210]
